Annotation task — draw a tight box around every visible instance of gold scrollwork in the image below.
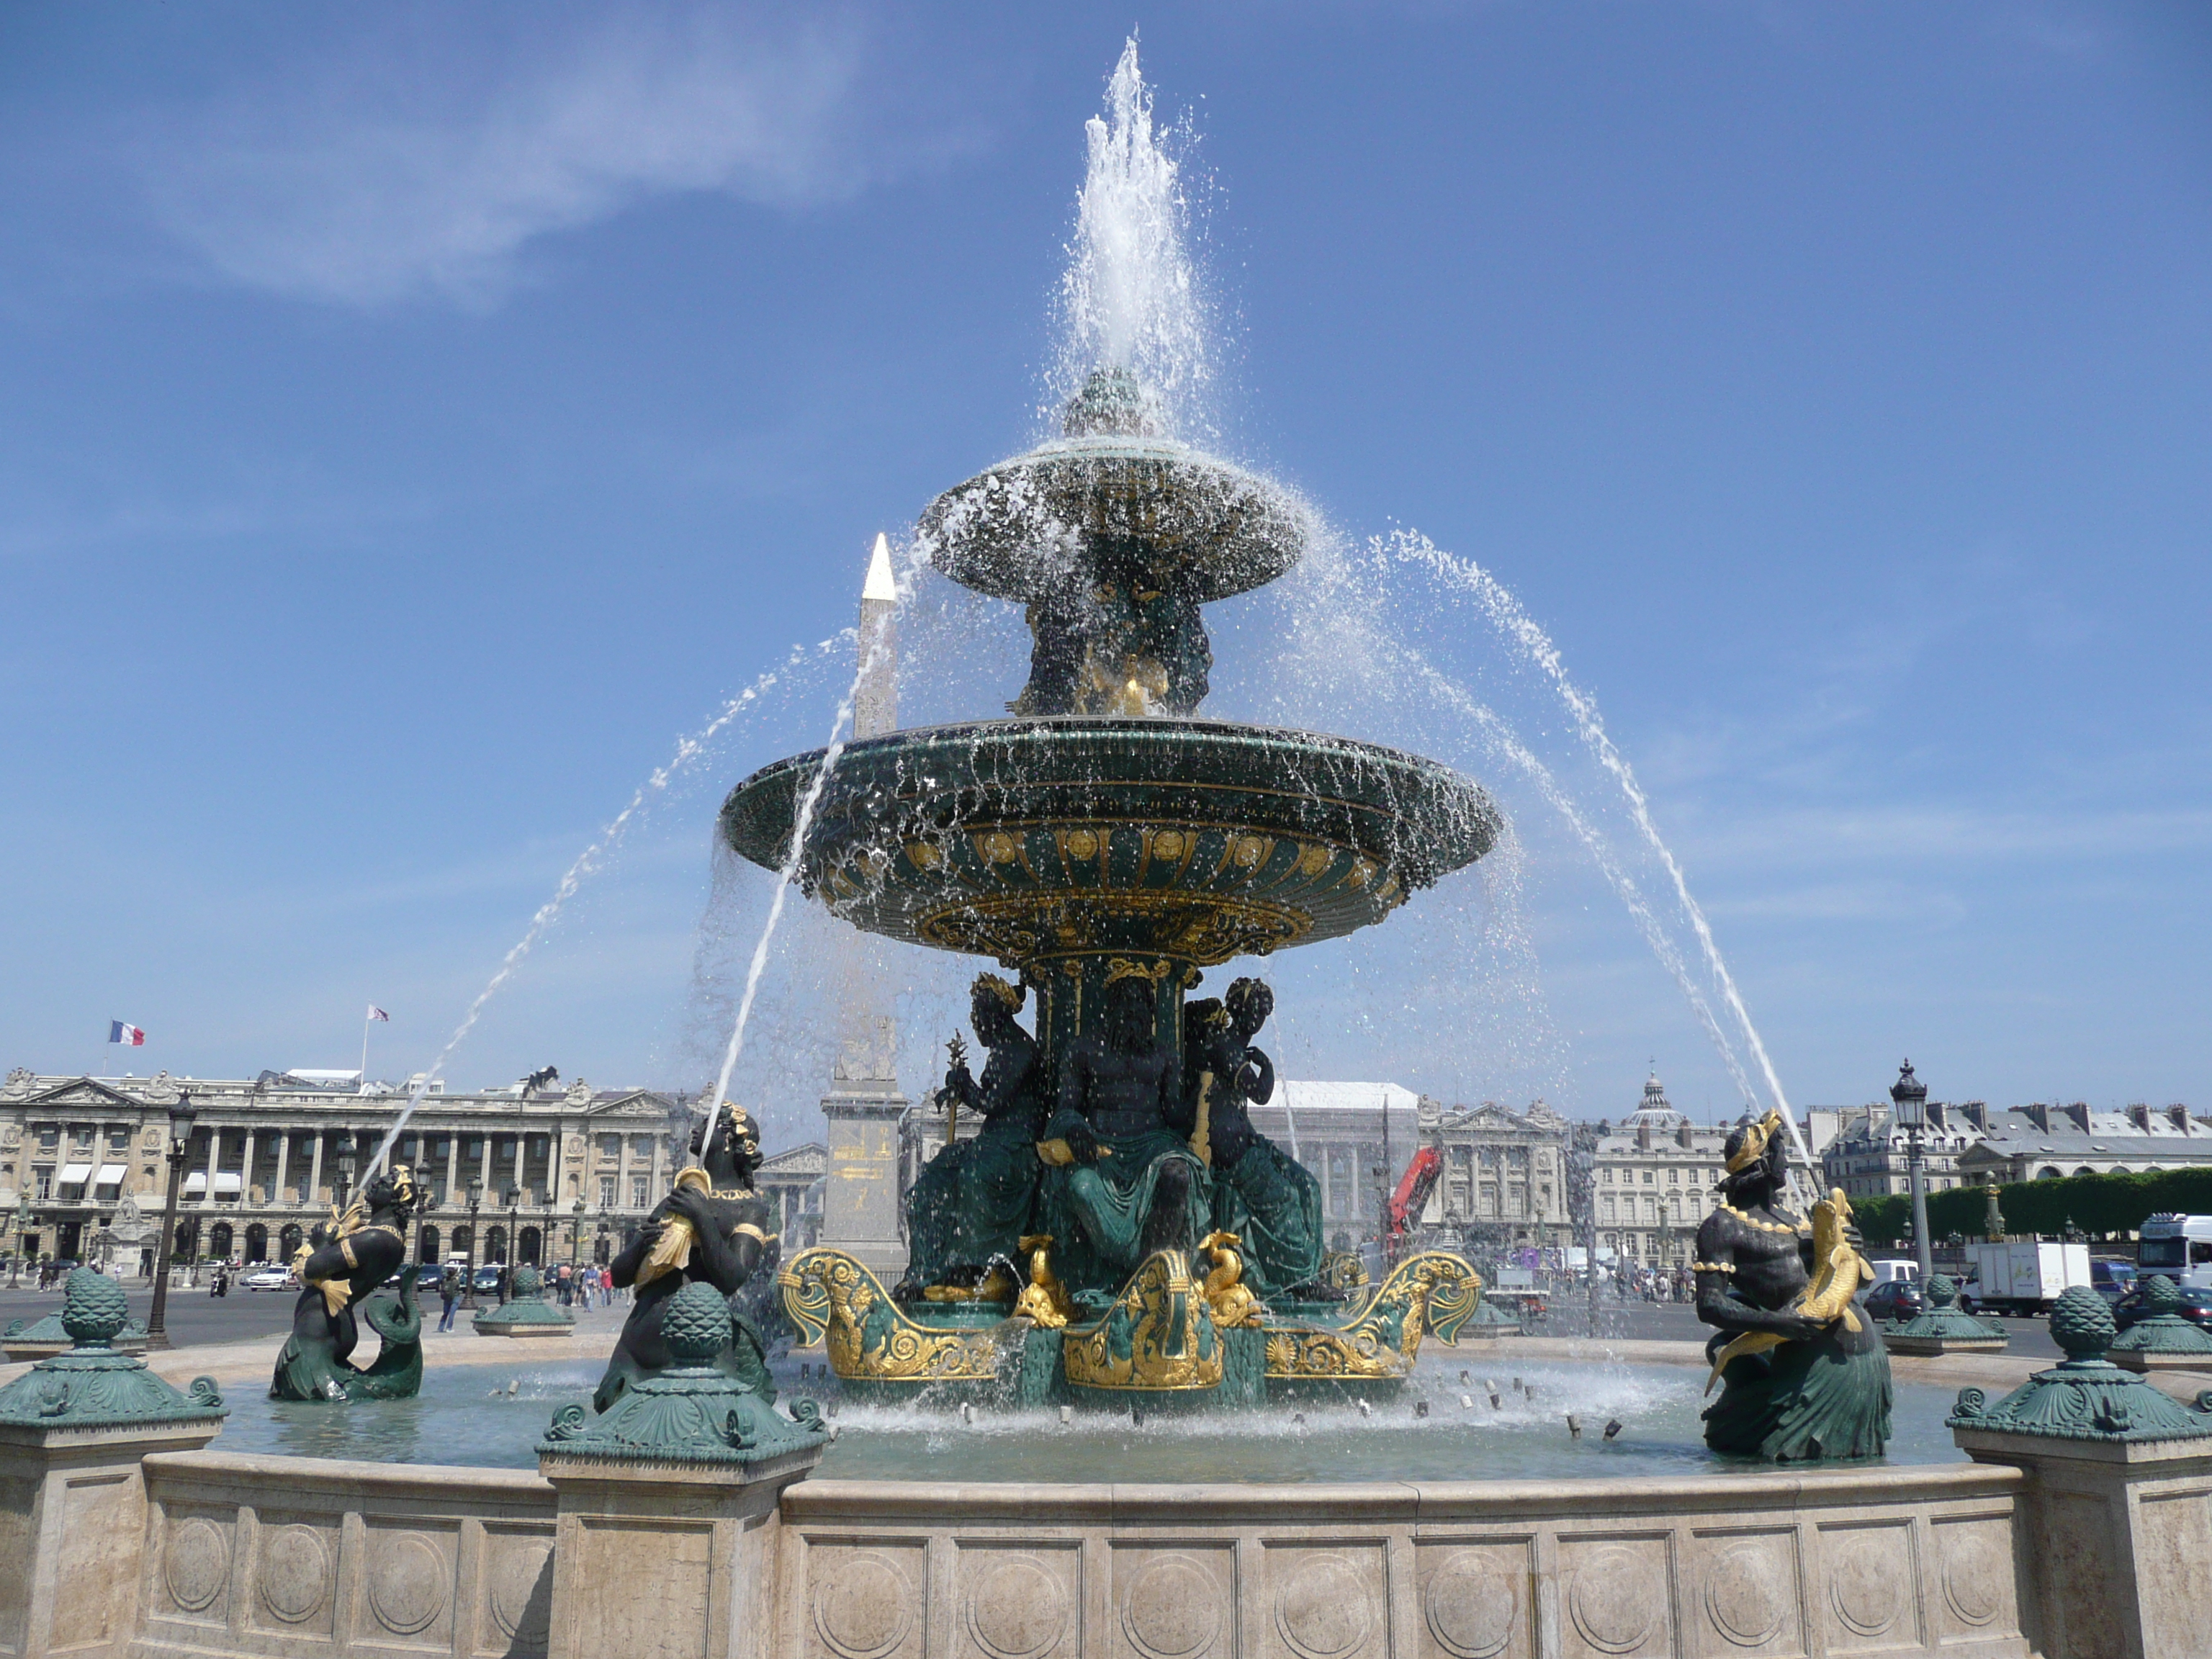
[1264,1252,1482,1380]
[1062,1249,1224,1392]
[917,891,1310,968]
[778,1248,1008,1383]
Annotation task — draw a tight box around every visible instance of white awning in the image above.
[182,1172,208,1194]
[212,1172,243,1195]
[58,1163,93,1184]
[95,1164,127,1186]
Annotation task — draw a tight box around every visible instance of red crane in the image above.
[1382,1146,1443,1264]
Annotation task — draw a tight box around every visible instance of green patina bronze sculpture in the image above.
[1696,1111,1892,1460]
[593,1100,775,1413]
[897,973,1048,1303]
[1179,978,1324,1299]
[1040,972,1211,1301]
[269,1164,424,1402]
[734,364,1498,1403]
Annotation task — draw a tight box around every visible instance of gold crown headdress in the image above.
[1725,1109,1784,1174]
[972,972,1025,1012]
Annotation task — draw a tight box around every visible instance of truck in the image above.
[2136,1214,2212,1290]
[1969,1240,2091,1316]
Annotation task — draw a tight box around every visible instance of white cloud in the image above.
[142,12,874,307]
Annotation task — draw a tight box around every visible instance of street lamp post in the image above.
[462,1177,484,1309]
[503,1184,521,1299]
[1892,1060,1933,1282]
[145,1092,199,1351]
[6,1195,26,1290]
[334,1151,356,1220]
[570,1197,585,1267]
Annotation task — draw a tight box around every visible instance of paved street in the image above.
[1531,1293,2066,1361]
[1,1276,2066,1360]
[0,1278,631,1350]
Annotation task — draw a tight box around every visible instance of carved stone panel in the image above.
[1262,1542,1387,1659]
[251,1514,340,1638]
[1815,1522,1915,1653]
[49,1472,138,1654]
[1930,1514,2015,1642]
[158,1508,235,1627]
[570,1517,713,1659]
[808,1540,927,1659]
[477,1524,554,1659]
[956,1542,1079,1659]
[1689,1531,1800,1657]
[1414,1539,1532,1659]
[1110,1544,1235,1659]
[361,1521,458,1650]
[1558,1536,1673,1659]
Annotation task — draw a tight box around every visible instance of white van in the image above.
[2137,1214,2212,1291]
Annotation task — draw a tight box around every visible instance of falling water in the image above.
[1373,530,1807,1153]
[703,569,909,1115]
[1049,37,1213,437]
[367,639,848,1173]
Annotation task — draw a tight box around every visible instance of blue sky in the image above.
[1,4,2206,1141]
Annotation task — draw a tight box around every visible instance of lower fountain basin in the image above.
[720,717,1498,968]
[207,1354,1969,1481]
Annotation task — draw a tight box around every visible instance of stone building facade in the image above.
[1954,1101,2212,1184]
[1591,1074,1732,1269]
[1818,1101,1982,1200]
[0,1067,686,1273]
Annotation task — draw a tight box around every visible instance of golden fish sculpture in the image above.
[1705,1187,1873,1394]
[634,1166,713,1287]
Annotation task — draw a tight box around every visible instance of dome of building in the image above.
[1622,1071,1682,1130]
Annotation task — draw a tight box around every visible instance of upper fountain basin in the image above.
[920,436,1308,605]
[719,717,1498,968]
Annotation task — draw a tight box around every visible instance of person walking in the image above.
[438,1264,460,1333]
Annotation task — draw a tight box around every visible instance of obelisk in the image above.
[817,534,909,1277]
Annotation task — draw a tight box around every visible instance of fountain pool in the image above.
[213,1352,1966,1481]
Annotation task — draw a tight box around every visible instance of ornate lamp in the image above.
[462,1175,484,1308]
[145,1090,199,1349]
[1891,1061,1933,1281]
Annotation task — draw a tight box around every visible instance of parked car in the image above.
[2113,1280,2212,1333]
[240,1266,295,1292]
[1863,1280,1926,1323]
[2091,1259,2139,1304]
[473,1265,503,1292]
[415,1265,449,1293]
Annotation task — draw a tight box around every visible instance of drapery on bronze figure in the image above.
[1694,1109,1892,1460]
[895,973,1048,1303]
[593,1100,777,1413]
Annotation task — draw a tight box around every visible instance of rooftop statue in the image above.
[269,1164,423,1402]
[1696,1110,1892,1460]
[593,1100,776,1413]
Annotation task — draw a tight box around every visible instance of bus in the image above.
[2136,1214,2212,1290]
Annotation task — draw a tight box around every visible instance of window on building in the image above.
[630,1175,650,1209]
[33,1166,53,1199]
[599,1176,616,1208]
[71,1125,94,1149]
[35,1125,57,1150]
[598,1136,621,1160]
[107,1125,130,1150]
[1668,1168,1679,1184]
[1641,1169,1653,1184]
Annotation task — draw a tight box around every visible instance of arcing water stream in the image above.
[368,637,850,1174]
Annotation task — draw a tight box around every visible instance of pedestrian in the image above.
[556,1262,572,1307]
[598,1263,613,1307]
[438,1264,460,1333]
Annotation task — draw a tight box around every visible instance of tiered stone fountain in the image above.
[723,367,1498,1405]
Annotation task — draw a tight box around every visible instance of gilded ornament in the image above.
[778,1249,1007,1384]
[1198,1232,1262,1328]
[1012,1233,1072,1329]
[1062,1249,1224,1392]
[1264,1253,1480,1381]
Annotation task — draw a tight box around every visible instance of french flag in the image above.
[109,1020,145,1046]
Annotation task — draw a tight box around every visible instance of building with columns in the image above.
[0,1067,686,1274]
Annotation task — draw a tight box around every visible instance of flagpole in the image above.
[360,1012,372,1088]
